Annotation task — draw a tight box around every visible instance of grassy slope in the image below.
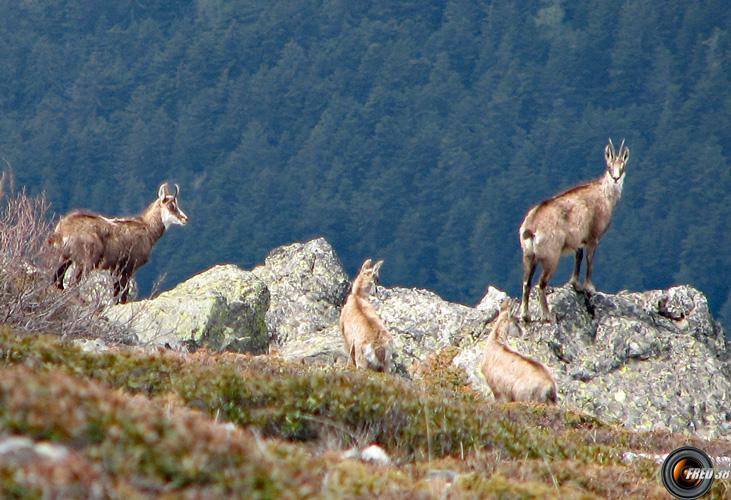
[0,327,728,498]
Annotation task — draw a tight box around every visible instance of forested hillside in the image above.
[1,1,730,327]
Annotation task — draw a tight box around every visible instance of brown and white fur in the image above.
[49,183,188,304]
[480,301,557,404]
[519,139,630,322]
[339,259,393,373]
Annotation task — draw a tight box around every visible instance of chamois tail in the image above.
[521,229,535,256]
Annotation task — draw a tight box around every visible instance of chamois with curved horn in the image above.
[519,139,629,322]
[339,258,393,373]
[480,300,557,404]
[49,183,188,304]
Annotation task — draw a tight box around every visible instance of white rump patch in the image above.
[363,343,379,367]
[360,444,390,465]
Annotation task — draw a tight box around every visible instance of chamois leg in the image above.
[53,260,72,289]
[73,264,86,285]
[117,274,131,304]
[569,248,584,291]
[348,342,357,366]
[583,244,598,294]
[520,255,536,322]
[537,260,557,322]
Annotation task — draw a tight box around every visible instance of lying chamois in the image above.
[480,301,557,404]
[339,259,393,373]
[519,139,630,322]
[49,183,188,304]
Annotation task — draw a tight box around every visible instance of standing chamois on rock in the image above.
[49,183,188,304]
[519,139,630,322]
[339,259,393,373]
[480,300,557,404]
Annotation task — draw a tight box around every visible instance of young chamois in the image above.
[519,139,630,322]
[339,259,393,373]
[480,300,557,404]
[49,183,188,304]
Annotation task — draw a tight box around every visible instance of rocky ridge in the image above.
[103,237,731,439]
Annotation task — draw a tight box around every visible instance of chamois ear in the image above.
[360,259,373,272]
[372,259,384,276]
[620,144,630,163]
[499,299,511,313]
[604,142,614,162]
[158,183,169,201]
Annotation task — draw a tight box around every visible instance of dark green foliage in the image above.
[1,1,730,331]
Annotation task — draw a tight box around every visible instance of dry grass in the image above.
[0,190,133,342]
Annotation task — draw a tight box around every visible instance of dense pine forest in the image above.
[1,1,730,328]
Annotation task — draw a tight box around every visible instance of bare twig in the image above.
[0,190,130,341]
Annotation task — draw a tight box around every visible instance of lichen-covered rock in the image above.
[105,264,269,353]
[252,238,350,344]
[476,286,509,317]
[261,241,498,373]
[455,284,731,439]
[370,287,487,373]
[275,324,348,366]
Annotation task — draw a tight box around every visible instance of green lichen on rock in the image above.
[106,264,270,353]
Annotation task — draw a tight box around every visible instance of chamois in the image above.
[519,139,630,322]
[49,183,188,304]
[480,301,557,404]
[339,259,393,373]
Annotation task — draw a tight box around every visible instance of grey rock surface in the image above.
[370,286,488,373]
[253,238,350,345]
[454,285,731,439]
[105,264,269,353]
[98,237,731,439]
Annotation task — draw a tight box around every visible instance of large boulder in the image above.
[272,288,498,374]
[370,287,487,373]
[256,239,495,372]
[105,264,269,353]
[252,238,350,345]
[454,285,731,439]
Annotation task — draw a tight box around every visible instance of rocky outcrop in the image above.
[105,265,269,353]
[252,238,350,345]
[369,287,485,373]
[454,285,731,439]
[253,239,490,373]
[97,237,731,439]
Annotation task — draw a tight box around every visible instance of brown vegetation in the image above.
[0,190,113,338]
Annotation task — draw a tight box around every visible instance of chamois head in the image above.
[604,138,630,182]
[354,258,383,296]
[157,183,188,228]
